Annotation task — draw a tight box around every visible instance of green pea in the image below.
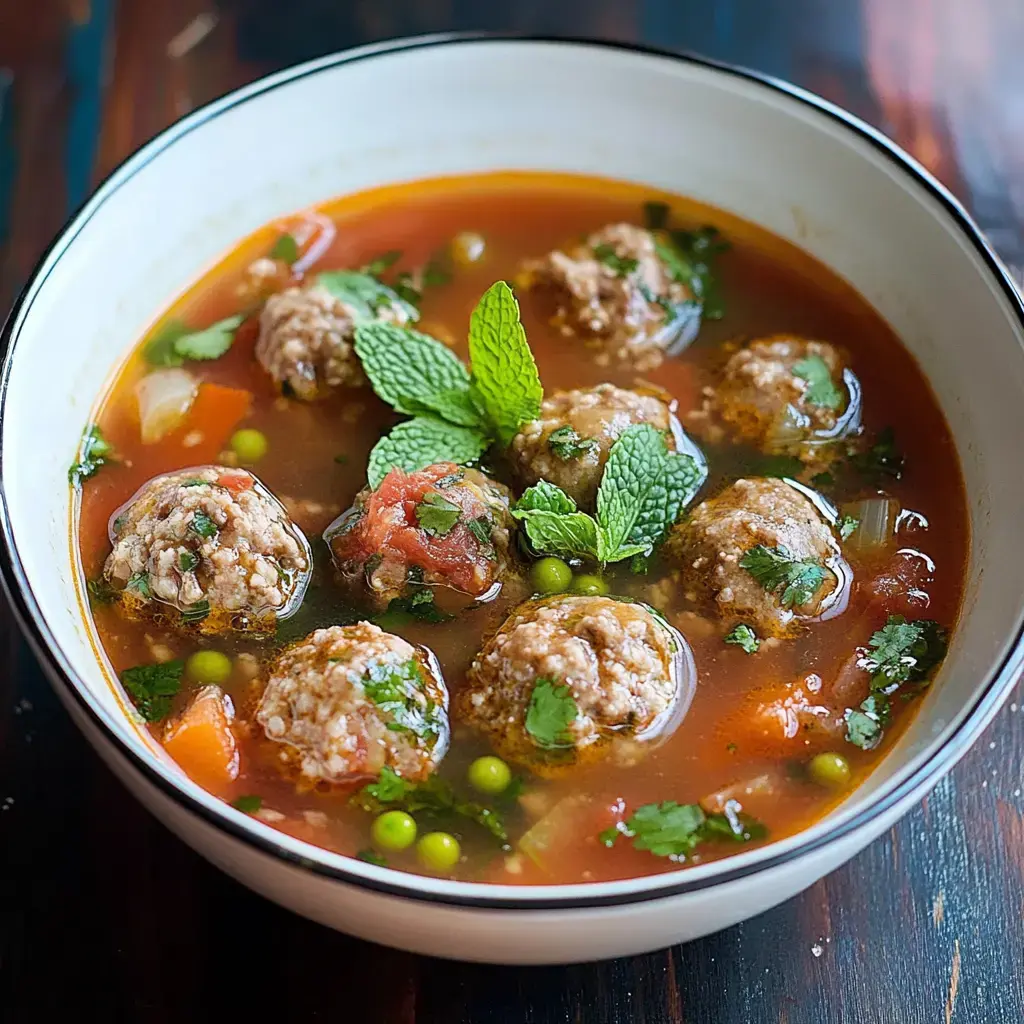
[531,556,573,594]
[230,428,268,465]
[416,831,461,872]
[186,649,232,685]
[571,573,609,596]
[808,752,852,790]
[371,810,417,851]
[468,755,512,795]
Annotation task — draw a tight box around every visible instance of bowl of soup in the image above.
[2,36,1023,964]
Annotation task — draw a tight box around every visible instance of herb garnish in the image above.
[792,354,843,409]
[837,515,860,541]
[379,587,454,625]
[87,577,118,605]
[524,679,578,749]
[317,269,419,323]
[69,425,114,486]
[181,600,211,624]
[145,315,244,365]
[125,571,152,600]
[120,660,183,722]
[179,550,199,572]
[642,201,671,230]
[593,243,639,277]
[599,800,766,858]
[724,624,760,654]
[415,492,462,537]
[547,425,599,461]
[653,226,729,320]
[740,545,827,609]
[465,515,494,551]
[361,250,402,276]
[232,794,263,814]
[853,426,904,480]
[357,848,388,867]
[844,615,948,750]
[269,233,298,264]
[189,512,217,539]
[362,658,444,740]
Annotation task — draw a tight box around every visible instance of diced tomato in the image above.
[162,685,240,794]
[217,471,254,496]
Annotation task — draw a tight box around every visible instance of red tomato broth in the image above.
[76,171,969,885]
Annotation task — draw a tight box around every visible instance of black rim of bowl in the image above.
[2,33,1023,912]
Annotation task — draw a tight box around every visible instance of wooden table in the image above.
[2,3,1023,1020]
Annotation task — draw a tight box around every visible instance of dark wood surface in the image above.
[2,2,1023,1021]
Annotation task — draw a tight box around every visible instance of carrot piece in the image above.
[150,382,252,464]
[162,685,240,794]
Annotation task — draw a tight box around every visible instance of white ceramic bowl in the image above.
[2,35,1023,965]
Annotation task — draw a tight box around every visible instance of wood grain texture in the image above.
[1,2,1023,1021]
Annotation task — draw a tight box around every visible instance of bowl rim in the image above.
[2,31,1023,912]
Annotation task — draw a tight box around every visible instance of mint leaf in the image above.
[269,233,298,264]
[354,321,479,427]
[793,354,843,410]
[69,424,115,486]
[121,660,183,722]
[415,492,462,537]
[739,545,827,608]
[366,416,489,489]
[468,281,543,445]
[724,624,760,654]
[318,269,418,323]
[525,679,578,748]
[512,509,601,561]
[516,481,578,515]
[171,315,244,361]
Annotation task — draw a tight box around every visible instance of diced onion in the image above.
[517,795,591,873]
[135,368,198,444]
[842,497,900,555]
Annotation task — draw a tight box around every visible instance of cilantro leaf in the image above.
[354,321,479,426]
[120,660,183,722]
[792,354,843,410]
[179,550,199,572]
[378,588,454,626]
[189,512,217,539]
[143,320,190,366]
[845,706,884,750]
[357,848,388,867]
[361,250,402,276]
[318,269,419,323]
[525,679,578,749]
[593,243,639,277]
[86,577,118,605]
[362,658,444,740]
[515,481,578,515]
[654,226,729,320]
[837,514,860,541]
[415,492,462,537]
[366,416,489,489]
[548,425,599,461]
[269,233,298,264]
[171,315,245,362]
[863,615,947,688]
[363,766,414,803]
[603,800,766,858]
[69,425,114,486]
[740,544,827,608]
[125,571,152,599]
[512,509,601,561]
[724,624,760,654]
[466,515,493,549]
[232,794,263,814]
[468,281,543,446]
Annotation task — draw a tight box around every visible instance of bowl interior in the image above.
[3,37,1023,902]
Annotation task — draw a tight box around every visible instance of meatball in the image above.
[256,623,449,785]
[519,223,692,369]
[666,477,848,638]
[325,463,517,608]
[255,282,411,400]
[511,384,698,510]
[456,595,695,776]
[687,336,860,464]
[103,466,312,632]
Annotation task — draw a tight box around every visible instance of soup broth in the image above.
[75,172,968,884]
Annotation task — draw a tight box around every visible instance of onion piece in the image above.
[517,795,592,873]
[135,368,198,444]
[842,497,900,555]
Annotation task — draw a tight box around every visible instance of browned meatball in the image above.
[519,223,693,369]
[510,384,702,510]
[256,623,449,786]
[688,336,860,465]
[456,595,695,777]
[666,477,848,638]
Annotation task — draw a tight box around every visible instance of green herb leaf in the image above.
[853,426,904,480]
[69,425,115,486]
[362,658,444,740]
[364,766,414,803]
[524,679,578,749]
[739,544,827,609]
[605,800,766,858]
[232,794,263,814]
[87,577,118,605]
[547,425,599,461]
[516,481,578,515]
[593,243,639,277]
[172,315,245,362]
[178,550,199,572]
[269,233,299,264]
[654,226,729,320]
[181,600,210,624]
[415,492,462,537]
[642,201,671,230]
[125,571,152,600]
[467,280,543,446]
[512,509,601,561]
[143,320,190,366]
[845,706,884,750]
[378,587,454,626]
[811,471,835,488]
[357,847,388,867]
[792,354,843,410]
[863,615,947,688]
[724,624,760,654]
[318,269,419,323]
[837,515,860,541]
[120,660,183,722]
[366,416,489,489]
[189,512,217,539]
[361,250,402,276]
[466,515,493,549]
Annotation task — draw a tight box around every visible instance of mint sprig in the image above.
[366,416,488,489]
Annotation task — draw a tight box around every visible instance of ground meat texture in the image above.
[456,595,695,777]
[687,336,859,464]
[103,466,312,633]
[326,463,517,608]
[256,623,449,785]
[255,283,411,400]
[666,477,847,638]
[519,223,691,370]
[510,384,674,509]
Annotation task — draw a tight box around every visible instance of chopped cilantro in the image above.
[724,624,760,654]
[415,492,462,537]
[466,515,494,556]
[269,233,298,264]
[547,425,599,461]
[189,512,217,539]
[740,544,827,609]
[357,848,388,867]
[86,577,118,605]
[167,315,244,362]
[601,800,766,858]
[792,354,843,409]
[524,679,578,749]
[232,795,263,814]
[179,478,209,488]
[379,587,454,625]
[69,425,114,486]
[845,707,884,750]
[120,660,183,722]
[125,571,152,600]
[593,242,639,276]
[837,515,860,541]
[362,658,444,740]
[181,600,210,624]
[178,550,199,573]
[654,226,729,320]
